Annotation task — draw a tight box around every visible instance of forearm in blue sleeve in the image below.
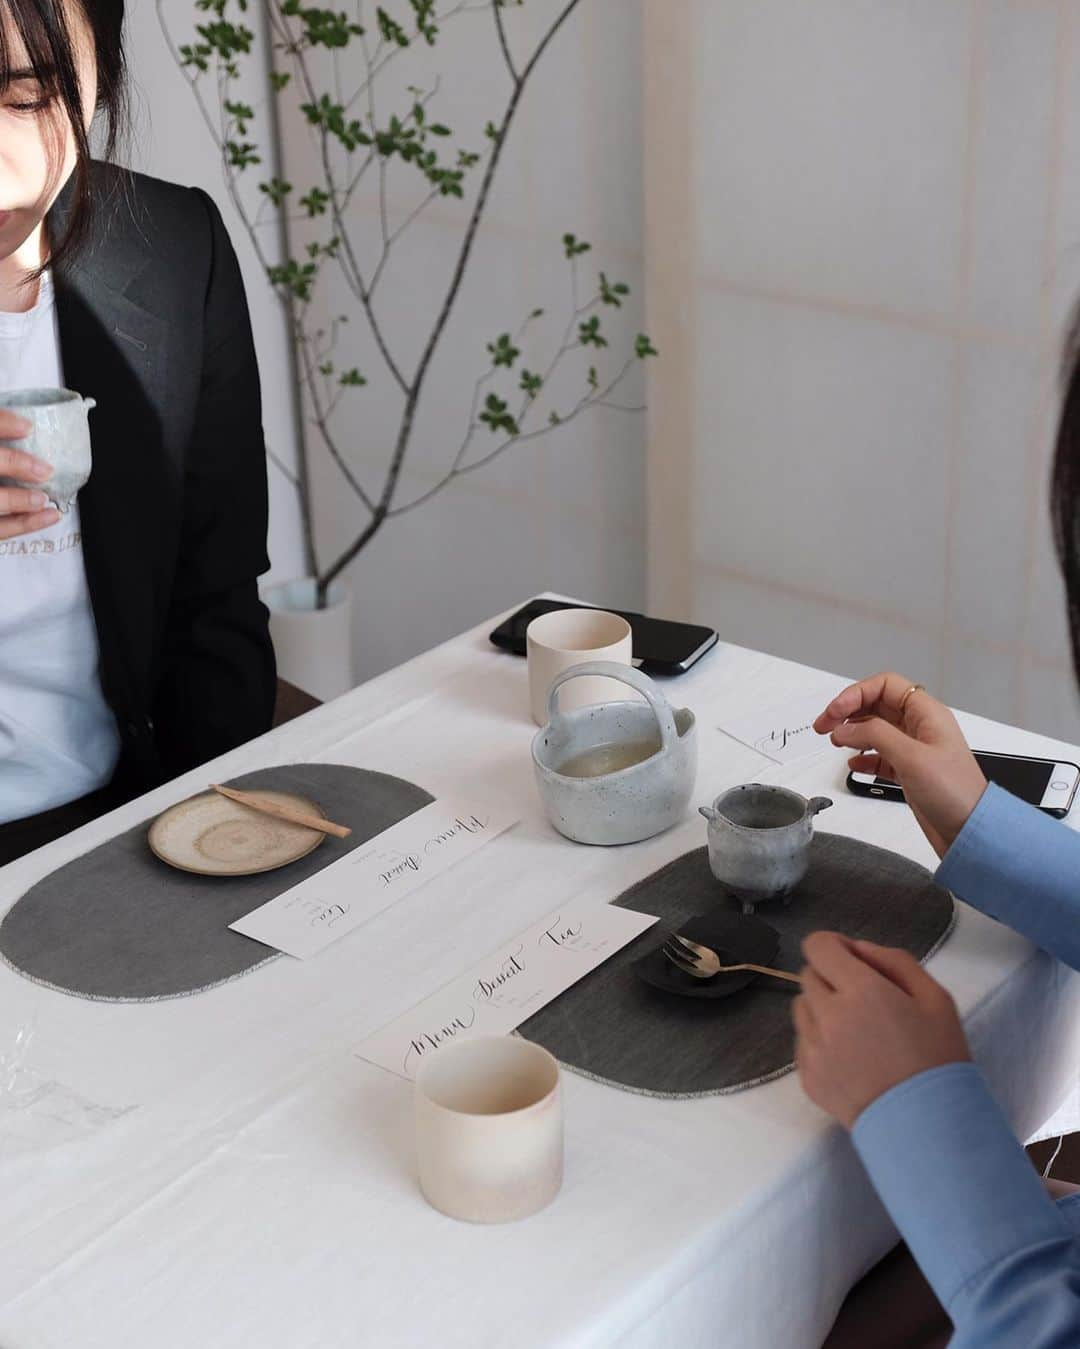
[852,1062,1080,1346]
[936,783,1080,970]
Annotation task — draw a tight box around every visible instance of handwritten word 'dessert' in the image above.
[474,948,526,1003]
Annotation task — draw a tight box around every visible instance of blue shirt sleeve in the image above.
[936,782,1080,970]
[852,1063,1080,1347]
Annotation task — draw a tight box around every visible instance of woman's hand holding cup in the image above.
[0,409,59,540]
[814,671,988,858]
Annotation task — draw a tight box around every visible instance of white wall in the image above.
[273,0,648,683]
[119,0,305,586]
[645,0,1080,743]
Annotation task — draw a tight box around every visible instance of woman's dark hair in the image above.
[1053,310,1080,681]
[0,0,126,273]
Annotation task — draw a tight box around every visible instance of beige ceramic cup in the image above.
[414,1036,563,1224]
[526,608,633,726]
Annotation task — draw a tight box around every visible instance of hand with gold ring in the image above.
[813,672,988,858]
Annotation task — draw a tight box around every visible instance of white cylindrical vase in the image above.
[263,577,353,703]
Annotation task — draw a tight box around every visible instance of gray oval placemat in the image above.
[0,764,433,1003]
[517,833,955,1098]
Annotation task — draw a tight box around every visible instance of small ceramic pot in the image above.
[0,387,96,514]
[532,662,697,846]
[700,783,832,913]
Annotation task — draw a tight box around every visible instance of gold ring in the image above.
[898,683,925,718]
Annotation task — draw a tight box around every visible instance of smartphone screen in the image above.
[874,752,1058,806]
[490,599,717,673]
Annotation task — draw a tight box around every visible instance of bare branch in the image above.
[368,187,441,296]
[492,1,520,85]
[595,399,646,413]
[267,443,299,487]
[295,330,377,514]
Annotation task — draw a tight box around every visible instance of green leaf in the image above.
[410,0,439,43]
[578,315,608,349]
[519,369,543,398]
[258,176,293,206]
[195,19,254,64]
[587,365,598,390]
[225,139,261,169]
[376,7,410,46]
[487,333,520,368]
[339,368,367,387]
[300,95,371,152]
[267,258,318,303]
[479,393,520,437]
[562,233,592,260]
[635,333,659,359]
[270,70,291,92]
[300,186,331,216]
[284,4,363,49]
[599,271,629,307]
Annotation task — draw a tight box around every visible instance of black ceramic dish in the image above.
[634,909,784,1000]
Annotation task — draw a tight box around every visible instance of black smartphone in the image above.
[489,598,719,675]
[847,749,1080,818]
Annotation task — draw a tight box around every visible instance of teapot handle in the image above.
[546,660,678,752]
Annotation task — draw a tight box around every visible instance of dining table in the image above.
[2,596,1079,1349]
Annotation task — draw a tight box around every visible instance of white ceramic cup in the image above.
[414,1036,563,1224]
[525,608,633,726]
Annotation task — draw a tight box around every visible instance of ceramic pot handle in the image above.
[546,660,678,752]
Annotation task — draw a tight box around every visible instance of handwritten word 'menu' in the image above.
[425,815,486,853]
[403,1006,477,1073]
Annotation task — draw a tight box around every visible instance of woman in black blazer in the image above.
[0,0,275,863]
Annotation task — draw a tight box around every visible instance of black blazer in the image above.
[49,163,276,799]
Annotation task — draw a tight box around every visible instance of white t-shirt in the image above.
[0,272,120,823]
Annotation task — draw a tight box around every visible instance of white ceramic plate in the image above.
[148,790,327,877]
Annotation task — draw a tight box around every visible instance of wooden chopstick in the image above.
[210,784,352,838]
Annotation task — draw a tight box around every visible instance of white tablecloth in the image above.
[1,605,1079,1348]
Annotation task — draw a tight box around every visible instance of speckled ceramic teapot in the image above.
[531,662,697,846]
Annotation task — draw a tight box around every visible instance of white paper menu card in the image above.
[718,684,848,765]
[229,799,518,959]
[355,897,659,1079]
